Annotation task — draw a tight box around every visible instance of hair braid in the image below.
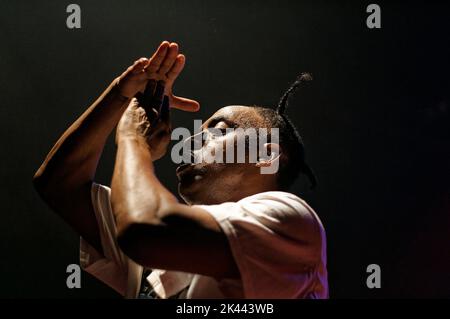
[277,73,313,115]
[276,73,317,189]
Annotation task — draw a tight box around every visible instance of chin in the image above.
[179,176,221,205]
[178,177,204,205]
[178,185,199,205]
[176,163,212,204]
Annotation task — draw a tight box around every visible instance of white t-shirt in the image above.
[80,183,328,299]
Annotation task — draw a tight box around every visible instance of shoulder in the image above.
[239,191,325,243]
[197,191,326,270]
[201,191,325,245]
[240,191,320,222]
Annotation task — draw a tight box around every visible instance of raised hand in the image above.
[116,41,199,112]
[144,41,200,112]
[116,79,172,161]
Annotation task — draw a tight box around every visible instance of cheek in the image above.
[207,163,248,185]
[213,134,239,163]
[198,138,228,162]
[198,133,241,164]
[198,134,253,180]
[195,163,231,189]
[222,134,237,154]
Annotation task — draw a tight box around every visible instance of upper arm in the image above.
[117,204,239,279]
[33,177,103,254]
[115,192,322,283]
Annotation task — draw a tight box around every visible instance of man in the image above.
[33,41,328,298]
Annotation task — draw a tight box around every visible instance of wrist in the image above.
[117,135,156,169]
[116,134,148,149]
[112,77,134,101]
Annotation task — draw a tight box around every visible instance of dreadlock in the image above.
[277,73,313,114]
[253,73,317,190]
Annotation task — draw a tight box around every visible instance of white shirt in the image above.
[80,183,328,299]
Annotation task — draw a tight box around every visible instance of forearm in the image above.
[110,140,238,278]
[111,137,177,235]
[34,79,130,191]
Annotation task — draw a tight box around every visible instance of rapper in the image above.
[33,41,328,299]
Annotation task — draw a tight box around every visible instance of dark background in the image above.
[0,0,449,298]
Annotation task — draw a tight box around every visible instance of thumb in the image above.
[129,58,149,75]
[170,95,200,112]
[126,97,141,111]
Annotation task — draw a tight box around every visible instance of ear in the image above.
[256,143,281,174]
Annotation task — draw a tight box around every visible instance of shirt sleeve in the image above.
[195,191,325,298]
[79,183,192,299]
[79,183,130,296]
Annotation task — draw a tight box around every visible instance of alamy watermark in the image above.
[366,264,381,289]
[366,4,381,29]
[170,120,280,174]
[66,4,81,29]
[66,264,81,289]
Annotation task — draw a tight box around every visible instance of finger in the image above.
[160,95,170,123]
[130,58,149,74]
[152,80,165,111]
[143,79,157,96]
[135,79,156,110]
[166,54,185,85]
[158,42,179,76]
[145,41,170,76]
[171,95,200,112]
[122,58,148,81]
[148,107,160,127]
[135,92,145,105]
[147,108,160,128]
[127,97,140,110]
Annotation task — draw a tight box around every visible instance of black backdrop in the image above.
[0,0,449,298]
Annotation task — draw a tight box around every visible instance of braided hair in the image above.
[253,73,317,190]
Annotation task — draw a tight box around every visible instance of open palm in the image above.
[117,41,200,112]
